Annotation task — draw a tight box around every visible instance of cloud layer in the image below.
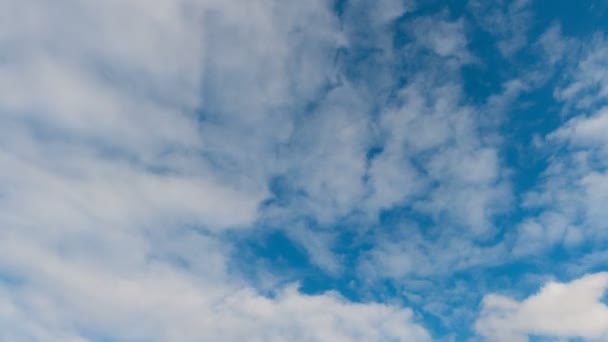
[1,0,608,341]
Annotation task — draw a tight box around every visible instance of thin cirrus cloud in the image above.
[1,0,608,341]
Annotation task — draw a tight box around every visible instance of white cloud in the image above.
[410,16,472,63]
[467,0,532,57]
[514,36,608,256]
[554,35,608,110]
[0,0,435,340]
[0,230,432,341]
[359,222,509,280]
[368,80,510,238]
[537,24,575,66]
[552,107,608,148]
[475,272,608,341]
[343,0,413,26]
[4,0,584,338]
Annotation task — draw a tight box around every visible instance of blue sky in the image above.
[1,0,608,341]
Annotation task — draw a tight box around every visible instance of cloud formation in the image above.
[476,272,608,341]
[1,0,608,340]
[0,0,431,340]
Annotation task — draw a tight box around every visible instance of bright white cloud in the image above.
[475,272,608,341]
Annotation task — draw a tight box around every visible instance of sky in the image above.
[1,0,608,341]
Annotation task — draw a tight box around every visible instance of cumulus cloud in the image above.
[475,272,608,341]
